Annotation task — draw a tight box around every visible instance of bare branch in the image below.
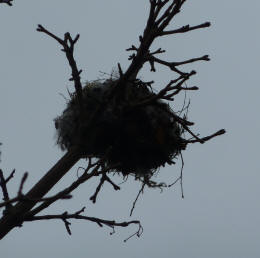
[168,152,184,198]
[160,21,211,36]
[89,174,106,204]
[130,183,145,216]
[24,207,142,239]
[27,163,101,217]
[27,160,119,217]
[90,173,120,204]
[184,129,226,144]
[0,170,11,207]
[148,55,210,74]
[5,169,15,184]
[131,71,196,108]
[18,173,28,196]
[0,147,81,238]
[37,25,84,112]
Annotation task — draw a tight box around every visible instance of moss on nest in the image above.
[54,79,186,176]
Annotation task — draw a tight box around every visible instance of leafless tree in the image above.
[0,0,225,241]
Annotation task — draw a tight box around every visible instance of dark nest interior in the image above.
[54,79,187,177]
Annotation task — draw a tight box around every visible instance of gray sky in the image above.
[1,1,260,257]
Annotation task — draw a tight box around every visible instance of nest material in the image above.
[54,79,186,176]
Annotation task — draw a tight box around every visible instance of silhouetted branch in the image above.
[184,129,226,144]
[130,183,145,216]
[159,21,211,36]
[0,169,11,211]
[27,160,120,217]
[168,153,184,198]
[147,55,210,74]
[90,173,120,204]
[24,207,142,239]
[5,169,15,184]
[0,169,74,210]
[37,25,83,111]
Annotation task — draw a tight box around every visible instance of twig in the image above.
[0,194,72,209]
[18,173,28,196]
[147,55,209,74]
[27,159,119,217]
[5,169,15,184]
[130,183,145,216]
[90,173,120,203]
[89,174,106,203]
[0,170,72,209]
[184,129,226,144]
[159,22,211,36]
[36,25,83,112]
[27,163,101,217]
[180,153,184,198]
[0,170,11,205]
[130,71,196,108]
[122,0,188,82]
[24,207,142,238]
[168,152,184,198]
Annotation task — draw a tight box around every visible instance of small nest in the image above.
[54,79,186,176]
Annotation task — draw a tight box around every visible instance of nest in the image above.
[54,79,186,176]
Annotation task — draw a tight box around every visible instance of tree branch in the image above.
[90,173,120,204]
[0,169,12,212]
[147,55,210,74]
[159,21,211,36]
[0,147,81,239]
[24,207,142,240]
[37,25,84,112]
[184,129,226,144]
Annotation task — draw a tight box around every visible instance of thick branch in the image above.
[0,147,81,239]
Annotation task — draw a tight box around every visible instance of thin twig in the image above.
[5,169,15,184]
[180,153,184,198]
[0,170,10,204]
[159,22,211,36]
[184,129,226,144]
[18,173,28,196]
[90,173,120,203]
[0,194,72,209]
[24,207,142,238]
[130,183,145,216]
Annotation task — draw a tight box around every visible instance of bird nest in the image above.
[54,79,186,177]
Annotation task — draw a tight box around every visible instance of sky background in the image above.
[0,0,260,257]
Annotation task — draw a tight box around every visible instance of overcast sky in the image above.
[1,1,260,257]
